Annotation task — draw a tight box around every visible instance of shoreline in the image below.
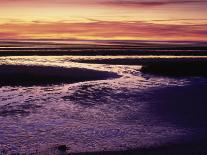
[1,56,207,154]
[0,48,207,56]
[141,61,207,77]
[72,58,207,77]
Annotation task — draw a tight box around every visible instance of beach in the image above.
[0,51,207,154]
[0,64,119,86]
[1,0,207,152]
[0,40,207,154]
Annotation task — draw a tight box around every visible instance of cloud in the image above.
[0,32,21,39]
[0,20,206,41]
[102,0,207,7]
[1,0,206,7]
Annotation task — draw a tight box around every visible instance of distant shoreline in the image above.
[0,40,206,56]
[0,48,207,56]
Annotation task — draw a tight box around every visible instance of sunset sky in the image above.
[0,0,207,41]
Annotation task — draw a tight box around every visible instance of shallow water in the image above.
[0,56,206,154]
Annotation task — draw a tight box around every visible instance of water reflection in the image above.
[0,56,205,153]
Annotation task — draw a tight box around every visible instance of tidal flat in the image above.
[0,41,207,154]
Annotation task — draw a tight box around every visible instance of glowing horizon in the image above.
[0,0,207,41]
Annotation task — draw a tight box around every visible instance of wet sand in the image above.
[67,57,207,154]
[0,40,207,56]
[1,46,207,154]
[73,58,207,77]
[74,83,207,155]
[0,65,119,86]
[140,60,207,77]
[71,141,207,155]
[36,82,207,155]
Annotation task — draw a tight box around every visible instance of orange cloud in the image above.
[0,21,206,41]
[0,32,22,39]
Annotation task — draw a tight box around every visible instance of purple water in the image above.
[0,56,206,154]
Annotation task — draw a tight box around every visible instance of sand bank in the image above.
[73,58,207,77]
[0,65,119,86]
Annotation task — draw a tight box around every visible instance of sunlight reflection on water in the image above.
[0,56,204,154]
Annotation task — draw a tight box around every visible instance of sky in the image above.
[0,0,207,41]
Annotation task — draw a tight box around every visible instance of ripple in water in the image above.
[0,56,205,154]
